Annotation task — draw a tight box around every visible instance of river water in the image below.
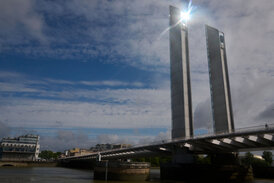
[0,167,273,183]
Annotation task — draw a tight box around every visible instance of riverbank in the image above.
[0,161,57,167]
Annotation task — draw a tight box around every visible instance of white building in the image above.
[0,134,40,161]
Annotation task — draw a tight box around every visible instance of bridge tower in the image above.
[205,25,235,134]
[169,6,193,139]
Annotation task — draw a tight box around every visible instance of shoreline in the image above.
[0,161,57,167]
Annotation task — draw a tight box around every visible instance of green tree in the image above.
[195,155,211,164]
[53,152,62,159]
[39,150,61,160]
[241,152,270,167]
[242,152,254,166]
[132,157,145,162]
[39,150,54,160]
[150,157,160,167]
[262,151,273,166]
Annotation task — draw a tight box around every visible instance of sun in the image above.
[180,11,190,22]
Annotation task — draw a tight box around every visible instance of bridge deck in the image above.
[60,124,274,161]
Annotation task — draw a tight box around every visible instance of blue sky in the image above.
[0,0,273,151]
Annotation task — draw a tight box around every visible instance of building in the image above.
[65,148,94,157]
[64,144,132,157]
[66,148,81,156]
[112,144,132,149]
[92,144,113,152]
[205,25,235,133]
[169,6,193,139]
[0,134,40,161]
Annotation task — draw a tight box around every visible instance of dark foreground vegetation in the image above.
[241,151,274,179]
[132,151,274,180]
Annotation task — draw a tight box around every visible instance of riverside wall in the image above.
[94,161,150,181]
[0,161,57,167]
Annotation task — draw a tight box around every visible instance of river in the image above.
[0,167,274,183]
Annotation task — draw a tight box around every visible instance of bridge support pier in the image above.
[59,159,95,169]
[172,149,194,164]
[161,150,195,181]
[93,161,150,181]
[160,152,253,182]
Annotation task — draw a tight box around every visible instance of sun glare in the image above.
[180,11,190,22]
[180,0,194,23]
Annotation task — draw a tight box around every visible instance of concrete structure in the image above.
[169,5,193,139]
[0,134,40,161]
[94,161,150,181]
[205,25,235,133]
[65,148,94,157]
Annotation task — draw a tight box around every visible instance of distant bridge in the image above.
[60,124,274,162]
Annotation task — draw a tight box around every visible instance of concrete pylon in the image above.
[169,6,193,139]
[205,25,235,134]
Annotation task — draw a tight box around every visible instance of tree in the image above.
[39,150,61,160]
[242,152,254,166]
[242,152,270,167]
[39,150,54,160]
[262,151,273,166]
[195,155,211,164]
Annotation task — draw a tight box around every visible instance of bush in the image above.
[262,151,273,166]
[241,152,254,166]
[195,155,211,164]
[241,152,271,167]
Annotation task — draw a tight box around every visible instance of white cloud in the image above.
[45,79,75,85]
[230,71,274,127]
[136,129,171,146]
[40,130,94,151]
[0,87,171,129]
[0,71,25,79]
[79,80,144,87]
[0,0,273,75]
[193,98,212,130]
[0,121,11,138]
[0,82,39,93]
[0,71,145,96]
[39,130,171,151]
[0,0,47,45]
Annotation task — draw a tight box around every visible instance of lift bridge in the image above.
[61,8,274,163]
[60,124,274,161]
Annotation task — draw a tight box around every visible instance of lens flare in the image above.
[180,0,193,23]
[157,1,195,40]
[180,11,190,22]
